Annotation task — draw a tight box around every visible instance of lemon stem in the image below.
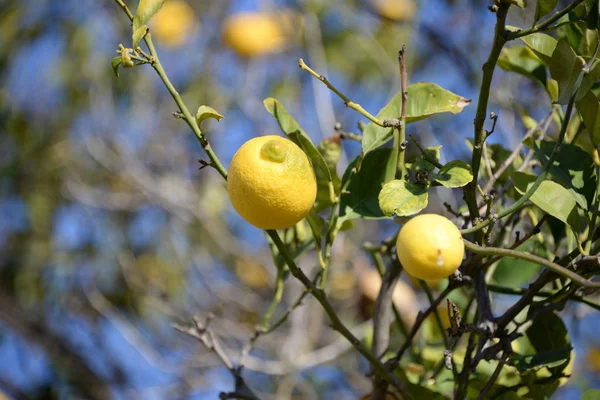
[260,139,288,163]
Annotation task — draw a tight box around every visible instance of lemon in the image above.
[150,0,198,48]
[372,0,417,22]
[396,214,464,281]
[227,135,317,230]
[222,12,286,57]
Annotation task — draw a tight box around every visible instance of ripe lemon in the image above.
[372,0,416,22]
[396,214,464,281]
[227,135,317,230]
[150,0,198,48]
[222,12,286,57]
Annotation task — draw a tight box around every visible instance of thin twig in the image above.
[173,316,260,400]
[507,0,585,40]
[463,239,600,288]
[298,58,385,127]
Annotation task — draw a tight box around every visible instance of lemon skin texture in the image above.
[150,0,198,48]
[222,12,285,58]
[372,0,416,22]
[396,214,464,281]
[227,136,317,230]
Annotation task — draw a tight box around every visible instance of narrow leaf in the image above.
[133,23,148,47]
[111,56,122,78]
[133,0,165,35]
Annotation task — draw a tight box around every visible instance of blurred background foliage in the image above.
[0,0,599,399]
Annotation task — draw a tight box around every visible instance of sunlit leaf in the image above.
[519,31,558,64]
[511,0,527,8]
[361,83,470,154]
[133,24,148,47]
[263,98,334,211]
[133,0,165,46]
[511,172,581,233]
[378,179,428,217]
[497,46,547,89]
[431,160,473,188]
[196,105,224,126]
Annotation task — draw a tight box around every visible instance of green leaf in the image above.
[519,31,558,65]
[577,90,600,147]
[263,98,334,212]
[111,56,122,78]
[133,0,165,46]
[534,0,559,25]
[511,0,527,8]
[338,148,393,222]
[431,160,473,188]
[492,240,542,286]
[511,171,581,232]
[378,180,428,217]
[316,138,342,212]
[582,389,600,400]
[410,145,442,174]
[525,310,571,371]
[361,83,470,154]
[132,24,148,48]
[528,140,596,209]
[548,40,585,104]
[497,46,548,89]
[196,105,224,126]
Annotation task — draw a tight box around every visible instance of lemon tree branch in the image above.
[506,0,585,40]
[266,230,410,397]
[463,239,600,288]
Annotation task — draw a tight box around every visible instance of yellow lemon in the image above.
[150,0,198,48]
[372,0,417,22]
[227,136,317,230]
[222,12,286,57]
[396,214,464,281]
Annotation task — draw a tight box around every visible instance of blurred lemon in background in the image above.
[150,0,198,48]
[372,0,416,22]
[222,12,287,57]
